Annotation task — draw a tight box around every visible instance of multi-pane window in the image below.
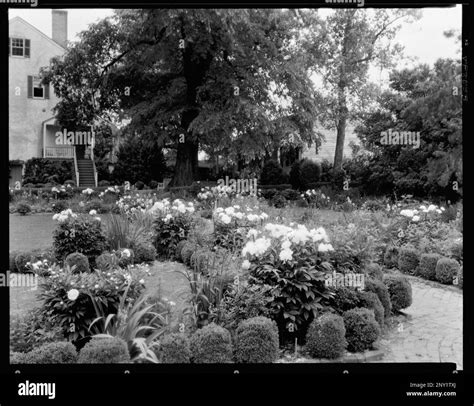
[9,37,30,57]
[27,75,49,99]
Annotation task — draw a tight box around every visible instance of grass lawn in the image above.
[9,213,56,252]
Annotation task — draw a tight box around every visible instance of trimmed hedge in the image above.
[383,275,412,312]
[190,323,233,363]
[398,247,420,275]
[18,342,77,364]
[435,257,461,285]
[64,252,90,274]
[158,333,191,363]
[364,263,383,281]
[357,291,384,327]
[364,278,392,320]
[417,253,442,280]
[384,245,399,268]
[234,317,279,363]
[305,313,347,359]
[343,308,381,352]
[330,287,361,314]
[78,337,130,364]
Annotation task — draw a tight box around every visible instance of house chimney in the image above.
[52,10,68,48]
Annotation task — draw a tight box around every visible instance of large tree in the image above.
[43,9,321,186]
[303,9,421,171]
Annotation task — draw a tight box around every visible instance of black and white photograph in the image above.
[6,3,464,388]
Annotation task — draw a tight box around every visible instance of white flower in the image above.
[281,239,292,250]
[94,284,99,289]
[94,217,101,222]
[220,214,232,224]
[169,301,176,307]
[67,288,79,301]
[427,204,437,212]
[412,215,420,222]
[279,249,293,262]
[122,249,131,258]
[89,210,97,216]
[318,243,334,252]
[241,260,251,270]
[247,229,259,239]
[139,279,145,284]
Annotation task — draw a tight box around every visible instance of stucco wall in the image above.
[9,18,64,161]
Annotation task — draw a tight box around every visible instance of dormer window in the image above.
[9,37,30,58]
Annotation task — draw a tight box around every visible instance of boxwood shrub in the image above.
[417,253,442,280]
[78,337,130,364]
[383,245,399,268]
[234,317,279,363]
[64,252,90,274]
[383,275,412,312]
[435,257,461,285]
[305,313,347,359]
[19,342,77,364]
[190,323,233,363]
[343,308,380,352]
[157,333,191,363]
[357,291,384,327]
[398,247,420,275]
[364,278,392,320]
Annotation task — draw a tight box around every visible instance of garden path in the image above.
[375,275,463,369]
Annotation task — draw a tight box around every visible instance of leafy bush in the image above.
[364,278,392,320]
[98,180,110,187]
[357,291,384,327]
[15,252,35,273]
[19,342,77,364]
[38,264,146,341]
[10,308,63,353]
[64,252,90,274]
[190,323,233,363]
[384,245,399,268]
[435,257,460,285]
[362,199,386,212]
[149,180,159,189]
[383,275,412,312]
[289,161,302,190]
[157,333,191,363]
[175,240,188,261]
[135,181,145,190]
[181,242,197,266]
[417,253,442,280]
[216,284,274,332]
[78,337,131,363]
[260,188,279,200]
[343,308,380,352]
[53,212,107,265]
[364,263,383,281]
[299,159,321,190]
[260,160,287,186]
[270,193,287,208]
[52,200,69,213]
[398,247,420,274]
[234,316,279,363]
[129,240,156,264]
[23,158,73,185]
[17,203,32,215]
[329,287,361,315]
[95,252,116,271]
[280,189,300,201]
[305,313,347,359]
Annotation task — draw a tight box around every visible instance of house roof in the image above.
[9,16,66,52]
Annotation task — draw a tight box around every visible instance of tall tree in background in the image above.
[43,9,321,186]
[305,9,421,171]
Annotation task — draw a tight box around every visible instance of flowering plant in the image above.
[242,223,335,334]
[37,263,148,341]
[117,193,157,217]
[301,189,331,209]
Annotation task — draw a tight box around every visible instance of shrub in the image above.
[52,200,69,213]
[417,253,442,280]
[98,180,110,187]
[260,188,279,200]
[280,189,300,201]
[398,247,420,274]
[157,333,191,363]
[78,337,131,363]
[190,323,233,363]
[299,159,321,190]
[135,181,145,190]
[130,240,156,264]
[20,342,77,364]
[305,313,347,359]
[181,242,196,266]
[329,287,361,315]
[15,252,35,273]
[384,245,399,268]
[234,317,279,363]
[343,308,380,352]
[289,161,302,190]
[149,180,159,189]
[175,240,188,261]
[10,308,64,353]
[383,275,412,312]
[64,252,90,274]
[9,251,18,272]
[38,264,146,341]
[296,198,309,208]
[17,203,31,215]
[23,158,73,185]
[364,263,383,281]
[95,252,116,270]
[10,352,26,363]
[53,212,107,265]
[357,291,384,327]
[435,257,461,285]
[260,160,287,186]
[270,194,287,208]
[457,267,463,289]
[364,278,392,320]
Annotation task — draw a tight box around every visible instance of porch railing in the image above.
[44,146,75,158]
[73,147,79,187]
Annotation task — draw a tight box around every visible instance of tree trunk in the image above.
[333,114,347,171]
[172,138,199,186]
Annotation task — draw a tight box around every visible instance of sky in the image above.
[9,6,462,86]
